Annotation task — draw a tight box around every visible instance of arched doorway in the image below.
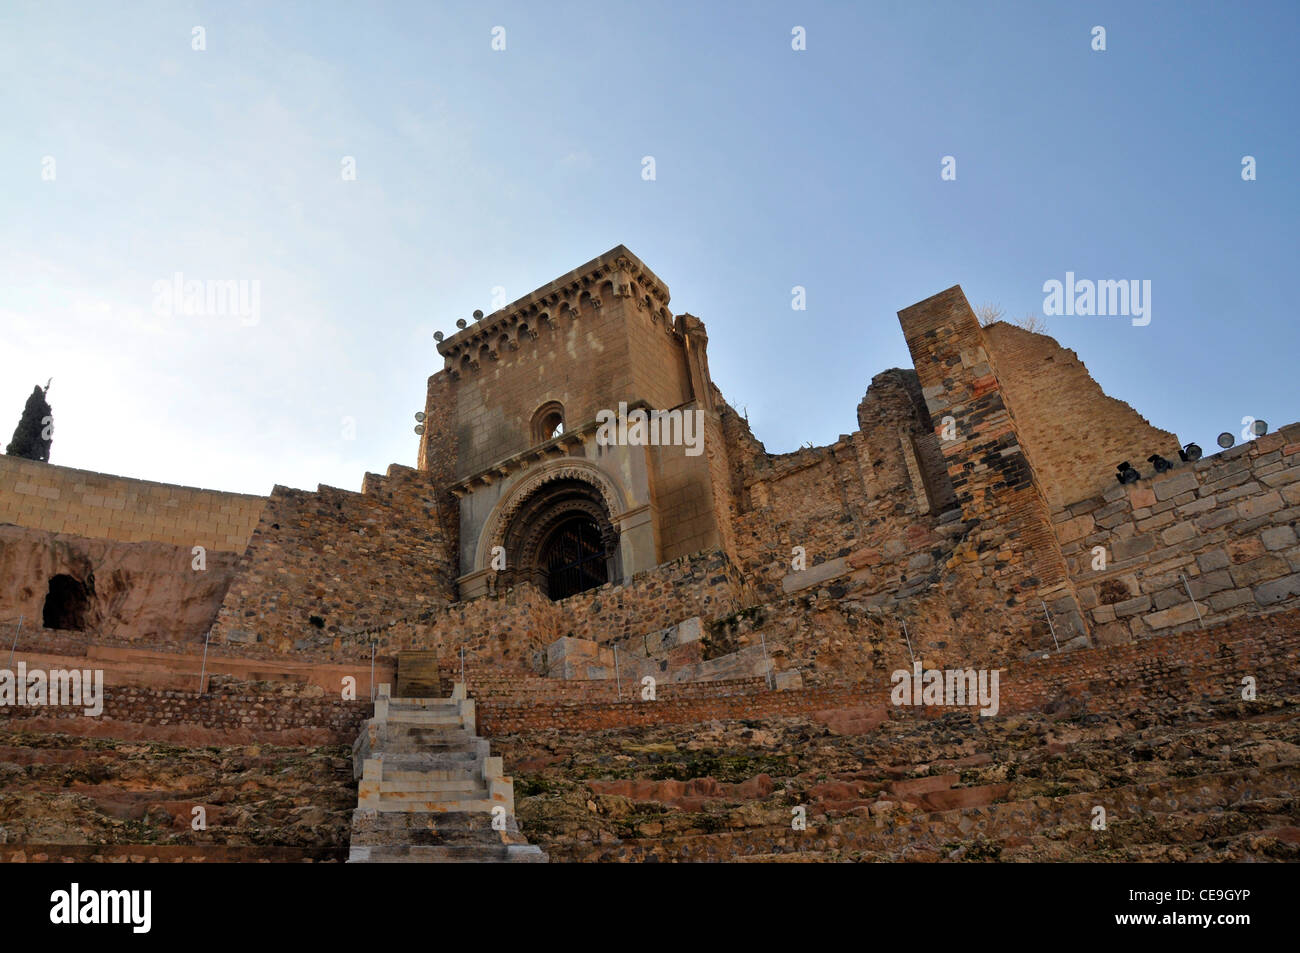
[540,514,608,599]
[499,477,618,600]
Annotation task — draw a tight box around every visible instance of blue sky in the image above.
[2,0,1296,495]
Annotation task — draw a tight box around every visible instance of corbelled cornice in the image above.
[435,245,674,377]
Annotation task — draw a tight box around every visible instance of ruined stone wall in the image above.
[983,322,1182,513]
[0,685,370,742]
[478,607,1300,736]
[723,370,956,604]
[1057,424,1300,644]
[0,456,265,552]
[899,287,1087,641]
[210,465,455,655]
[364,550,747,668]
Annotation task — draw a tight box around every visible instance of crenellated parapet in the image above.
[435,245,677,380]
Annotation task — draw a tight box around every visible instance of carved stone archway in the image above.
[498,478,618,599]
[474,459,628,576]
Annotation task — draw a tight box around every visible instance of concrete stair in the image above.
[347,683,547,863]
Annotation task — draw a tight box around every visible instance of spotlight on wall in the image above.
[1217,432,1236,450]
[456,318,467,329]
[1178,442,1203,462]
[414,424,425,436]
[1147,454,1174,474]
[473,309,485,321]
[433,331,444,343]
[414,411,426,423]
[1253,419,1269,436]
[1116,461,1141,484]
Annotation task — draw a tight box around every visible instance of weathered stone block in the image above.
[1254,573,1300,607]
[1196,548,1230,573]
[1112,535,1154,562]
[1114,595,1151,618]
[1261,525,1297,551]
[1230,555,1290,588]
[1153,471,1199,502]
[1142,601,1207,630]
[1160,521,1197,546]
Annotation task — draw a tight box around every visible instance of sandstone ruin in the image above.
[2,244,1298,862]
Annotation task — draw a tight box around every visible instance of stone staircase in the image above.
[347,683,546,862]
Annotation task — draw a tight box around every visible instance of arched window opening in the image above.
[43,574,90,631]
[532,402,565,444]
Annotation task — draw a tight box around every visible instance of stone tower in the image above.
[417,245,731,601]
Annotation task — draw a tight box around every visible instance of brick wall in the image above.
[0,456,265,552]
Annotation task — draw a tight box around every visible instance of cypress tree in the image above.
[6,383,53,462]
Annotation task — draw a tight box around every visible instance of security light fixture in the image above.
[1147,454,1173,474]
[1217,432,1236,449]
[456,318,467,329]
[1116,461,1140,484]
[1253,419,1268,436]
[433,331,444,342]
[1178,442,1202,462]
[414,424,425,436]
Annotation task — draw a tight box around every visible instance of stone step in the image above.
[380,767,481,783]
[387,710,466,726]
[350,809,518,835]
[379,778,482,794]
[348,844,546,863]
[371,752,482,771]
[388,697,459,709]
[373,796,501,813]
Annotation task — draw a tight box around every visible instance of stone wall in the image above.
[210,464,456,655]
[478,606,1300,736]
[1057,424,1300,643]
[0,685,370,742]
[722,369,954,603]
[0,456,265,552]
[983,322,1182,513]
[899,287,1087,641]
[362,550,748,669]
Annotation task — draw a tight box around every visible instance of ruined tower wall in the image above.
[898,286,1089,641]
[721,369,954,602]
[982,322,1182,513]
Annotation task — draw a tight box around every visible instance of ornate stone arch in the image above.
[474,459,628,576]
